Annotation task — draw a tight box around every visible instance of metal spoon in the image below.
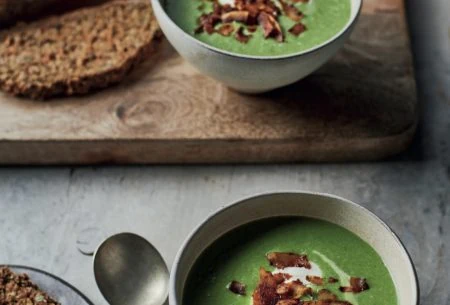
[93,233,169,305]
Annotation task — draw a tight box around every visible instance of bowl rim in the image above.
[169,191,419,305]
[151,0,363,61]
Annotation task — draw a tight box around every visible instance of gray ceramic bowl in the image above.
[151,0,362,93]
[170,192,419,305]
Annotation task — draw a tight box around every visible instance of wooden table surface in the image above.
[0,0,418,164]
[0,0,449,304]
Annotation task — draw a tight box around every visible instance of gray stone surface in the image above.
[1,0,449,304]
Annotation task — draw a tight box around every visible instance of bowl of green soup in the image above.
[170,192,418,305]
[151,0,362,93]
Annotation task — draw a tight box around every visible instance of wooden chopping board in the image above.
[0,0,417,164]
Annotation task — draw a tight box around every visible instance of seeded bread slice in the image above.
[0,0,160,99]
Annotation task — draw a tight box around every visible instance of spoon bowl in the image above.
[94,233,169,305]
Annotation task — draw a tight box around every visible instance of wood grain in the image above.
[0,0,418,164]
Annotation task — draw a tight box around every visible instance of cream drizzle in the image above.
[313,251,359,305]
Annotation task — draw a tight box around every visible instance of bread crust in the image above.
[0,1,160,100]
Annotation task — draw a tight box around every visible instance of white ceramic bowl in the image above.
[151,0,362,93]
[170,192,419,305]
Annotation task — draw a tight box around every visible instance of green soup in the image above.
[165,0,351,56]
[184,217,398,305]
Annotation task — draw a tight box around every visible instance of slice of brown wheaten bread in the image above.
[0,0,160,99]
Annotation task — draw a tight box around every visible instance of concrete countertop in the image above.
[1,0,449,304]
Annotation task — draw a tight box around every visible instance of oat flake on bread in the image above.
[0,0,160,100]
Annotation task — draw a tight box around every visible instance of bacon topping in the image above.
[195,13,222,34]
[195,0,309,43]
[217,24,235,36]
[222,4,234,12]
[228,280,247,295]
[247,25,258,33]
[303,301,352,305]
[328,277,339,283]
[339,277,370,293]
[276,300,299,305]
[273,273,287,284]
[222,11,249,23]
[318,289,337,301]
[251,267,356,305]
[235,0,245,10]
[273,273,293,284]
[276,280,312,299]
[266,252,311,269]
[288,23,307,36]
[279,0,304,21]
[306,275,323,285]
[235,27,251,43]
[258,12,284,42]
[253,268,280,305]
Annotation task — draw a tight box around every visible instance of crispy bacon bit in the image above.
[246,9,260,25]
[273,273,286,284]
[194,25,203,34]
[258,12,284,42]
[222,11,249,23]
[285,5,303,21]
[257,2,280,16]
[253,268,280,305]
[276,283,290,295]
[266,252,311,269]
[273,273,293,284]
[318,289,337,301]
[247,25,258,32]
[306,275,324,285]
[293,284,313,298]
[217,24,235,36]
[328,277,339,283]
[288,23,307,36]
[228,280,246,295]
[279,0,303,22]
[277,280,313,299]
[235,0,246,11]
[235,27,251,43]
[252,268,353,305]
[222,4,234,12]
[195,0,308,43]
[339,277,370,293]
[195,13,222,34]
[276,300,299,305]
[213,1,222,14]
[276,283,291,295]
[303,301,352,305]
